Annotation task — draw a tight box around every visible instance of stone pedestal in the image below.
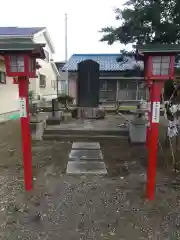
[77,107,105,119]
[46,111,64,125]
[30,121,46,140]
[129,118,147,144]
[30,112,48,140]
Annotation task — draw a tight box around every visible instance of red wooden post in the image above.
[146,85,152,148]
[18,76,33,191]
[146,81,163,200]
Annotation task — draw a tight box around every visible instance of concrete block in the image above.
[69,149,103,161]
[30,121,45,140]
[72,142,100,150]
[66,161,107,175]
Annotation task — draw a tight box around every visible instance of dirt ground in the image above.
[0,119,180,239]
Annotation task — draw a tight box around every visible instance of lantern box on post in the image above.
[136,44,180,81]
[0,38,45,191]
[136,44,180,200]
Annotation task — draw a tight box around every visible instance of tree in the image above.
[100,0,180,45]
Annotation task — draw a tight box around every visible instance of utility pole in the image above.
[65,13,68,94]
[65,13,68,63]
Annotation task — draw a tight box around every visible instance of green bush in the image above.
[57,94,73,109]
[57,94,73,104]
[28,90,35,104]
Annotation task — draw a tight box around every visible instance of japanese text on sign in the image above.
[19,98,27,118]
[152,102,160,123]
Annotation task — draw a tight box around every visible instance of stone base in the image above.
[46,111,64,125]
[30,121,46,140]
[72,142,100,150]
[69,149,103,161]
[48,110,64,119]
[66,161,107,175]
[128,121,147,144]
[46,117,63,125]
[77,107,105,119]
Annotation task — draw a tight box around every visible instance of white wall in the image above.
[0,59,19,115]
[29,31,57,99]
[59,71,68,94]
[37,60,57,97]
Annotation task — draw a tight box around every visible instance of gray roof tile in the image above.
[62,54,143,72]
[0,27,45,36]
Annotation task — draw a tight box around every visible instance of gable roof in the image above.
[0,27,55,54]
[62,53,142,72]
[0,27,45,37]
[55,61,66,71]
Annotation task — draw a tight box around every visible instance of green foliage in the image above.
[57,94,74,109]
[100,0,180,45]
[28,90,35,104]
[164,80,175,100]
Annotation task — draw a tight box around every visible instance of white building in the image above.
[0,27,60,121]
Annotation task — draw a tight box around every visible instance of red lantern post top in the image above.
[0,38,45,78]
[137,44,180,82]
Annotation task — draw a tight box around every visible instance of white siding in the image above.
[29,32,57,100]
[37,59,57,98]
[0,60,19,115]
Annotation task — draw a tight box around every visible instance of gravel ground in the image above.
[0,120,180,239]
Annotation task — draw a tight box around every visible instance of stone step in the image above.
[43,134,128,142]
[72,142,100,150]
[44,128,128,136]
[66,161,107,175]
[46,118,62,125]
[69,149,103,161]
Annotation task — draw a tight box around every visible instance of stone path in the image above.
[66,142,107,174]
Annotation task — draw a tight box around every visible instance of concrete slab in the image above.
[72,142,100,150]
[66,161,107,175]
[69,149,103,161]
[30,121,45,140]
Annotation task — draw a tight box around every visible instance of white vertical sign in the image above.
[152,102,160,123]
[19,97,27,118]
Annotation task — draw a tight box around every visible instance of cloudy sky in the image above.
[1,0,127,61]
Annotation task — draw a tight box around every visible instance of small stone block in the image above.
[72,142,100,150]
[31,121,45,140]
[66,161,107,174]
[69,149,103,161]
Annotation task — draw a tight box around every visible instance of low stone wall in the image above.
[77,107,105,119]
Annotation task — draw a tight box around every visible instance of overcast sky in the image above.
[1,0,128,61]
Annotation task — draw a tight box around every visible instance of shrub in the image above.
[57,94,74,109]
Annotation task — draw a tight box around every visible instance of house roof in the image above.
[137,44,180,54]
[0,27,45,37]
[55,61,66,71]
[62,53,142,72]
[0,38,45,59]
[0,27,55,54]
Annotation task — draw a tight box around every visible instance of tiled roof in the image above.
[0,27,45,36]
[62,54,143,72]
[55,61,66,71]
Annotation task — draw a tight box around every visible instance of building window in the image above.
[61,80,67,93]
[44,49,49,62]
[152,56,170,76]
[0,72,6,84]
[39,74,46,88]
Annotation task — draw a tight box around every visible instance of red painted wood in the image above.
[4,54,36,78]
[147,55,175,80]
[146,82,163,200]
[18,77,33,191]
